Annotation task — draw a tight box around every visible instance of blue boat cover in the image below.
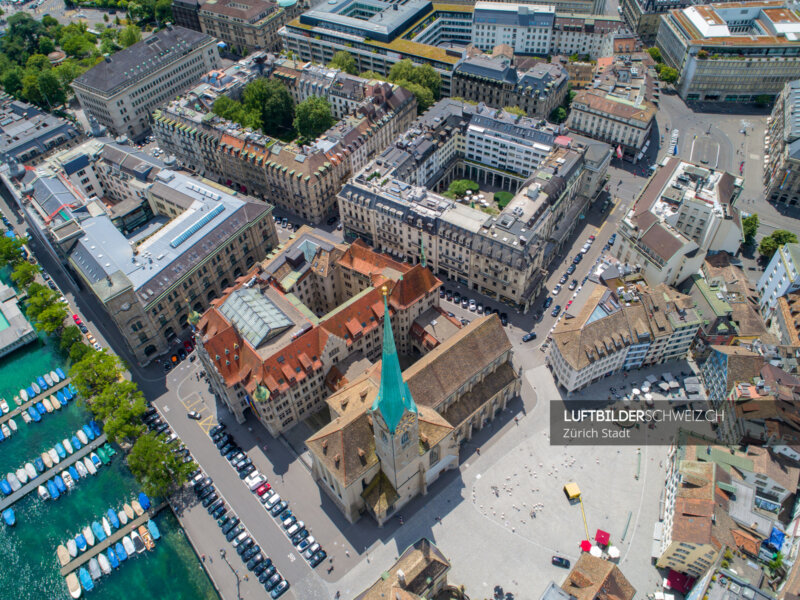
[107,549,119,569]
[54,476,66,493]
[30,409,41,422]
[92,521,106,542]
[71,435,82,450]
[76,534,87,551]
[138,492,151,511]
[0,479,11,496]
[2,508,13,526]
[37,376,47,390]
[147,519,160,540]
[36,402,46,415]
[55,443,66,458]
[57,391,67,405]
[26,386,35,398]
[34,458,45,473]
[107,509,119,529]
[68,466,79,481]
[56,367,66,380]
[115,541,127,561]
[90,421,102,437]
[46,480,59,499]
[79,568,94,591]
[82,425,95,441]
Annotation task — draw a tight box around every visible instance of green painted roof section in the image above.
[372,292,416,434]
[280,270,301,290]
[284,293,320,326]
[717,481,736,493]
[695,277,731,317]
[703,448,754,474]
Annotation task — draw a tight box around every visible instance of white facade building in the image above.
[757,243,800,319]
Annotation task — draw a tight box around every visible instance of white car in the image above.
[552,284,561,295]
[303,542,321,559]
[264,493,281,509]
[468,299,476,311]
[244,472,266,491]
[93,342,102,350]
[286,521,304,536]
[232,532,248,547]
[581,243,591,254]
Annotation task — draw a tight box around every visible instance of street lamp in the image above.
[219,548,242,600]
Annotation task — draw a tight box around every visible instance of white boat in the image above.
[83,457,96,475]
[31,382,40,395]
[42,452,53,469]
[50,370,60,384]
[48,448,60,465]
[7,473,20,491]
[21,412,30,424]
[102,517,111,537]
[76,430,88,446]
[75,461,88,478]
[42,398,53,413]
[83,525,95,546]
[123,504,134,520]
[130,531,145,553]
[118,510,128,526]
[131,500,144,516]
[88,557,101,580]
[1,424,10,438]
[57,544,70,566]
[67,538,77,557]
[19,389,27,402]
[0,400,8,414]
[37,485,49,500]
[63,438,73,454]
[16,468,28,484]
[97,553,111,575]
[13,396,21,407]
[8,419,17,432]
[44,373,53,387]
[66,572,81,599]
[62,471,75,490]
[122,535,135,556]
[24,463,36,480]
[50,395,61,411]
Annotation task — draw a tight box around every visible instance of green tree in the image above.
[243,79,294,135]
[388,59,416,86]
[37,70,67,107]
[389,59,440,100]
[61,33,94,57]
[155,0,172,23]
[395,80,433,113]
[128,432,194,498]
[742,213,759,245]
[59,324,83,355]
[647,47,662,63]
[69,348,125,398]
[659,66,679,84]
[360,70,383,80]
[69,341,91,363]
[504,105,526,117]
[0,235,24,266]
[328,50,357,75]
[89,380,146,444]
[21,71,43,106]
[550,106,567,123]
[769,551,784,572]
[10,260,40,288]
[28,297,68,334]
[37,36,55,55]
[293,95,334,140]
[759,230,799,259]
[118,24,141,48]
[447,179,479,199]
[2,66,25,97]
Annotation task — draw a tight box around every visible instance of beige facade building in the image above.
[152,73,416,224]
[765,79,800,208]
[71,25,221,141]
[198,0,300,55]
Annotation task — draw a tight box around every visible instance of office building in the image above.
[548,282,701,392]
[171,0,203,31]
[765,79,800,208]
[758,243,800,318]
[198,0,300,55]
[620,0,692,43]
[152,72,416,224]
[614,157,742,286]
[451,55,568,118]
[0,97,81,165]
[656,1,800,102]
[338,99,611,313]
[71,25,221,141]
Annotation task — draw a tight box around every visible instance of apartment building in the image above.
[451,55,568,118]
[620,0,692,43]
[338,99,611,313]
[71,25,221,141]
[614,157,742,286]
[17,166,276,363]
[152,74,416,223]
[0,97,81,165]
[561,555,635,600]
[196,235,448,434]
[198,0,300,55]
[766,79,800,208]
[550,13,628,58]
[701,345,764,408]
[758,243,800,318]
[773,292,800,347]
[548,282,701,392]
[656,1,800,103]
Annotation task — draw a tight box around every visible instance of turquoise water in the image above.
[0,313,219,599]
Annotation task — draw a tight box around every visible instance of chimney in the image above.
[397,569,406,587]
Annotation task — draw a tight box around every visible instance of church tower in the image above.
[371,285,420,491]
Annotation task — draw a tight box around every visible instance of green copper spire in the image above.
[371,286,416,434]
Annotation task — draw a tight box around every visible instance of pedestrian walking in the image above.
[201,554,206,562]
[476,447,481,455]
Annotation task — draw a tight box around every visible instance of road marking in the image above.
[288,553,296,562]
[163,405,170,413]
[199,415,216,433]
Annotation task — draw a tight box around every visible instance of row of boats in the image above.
[18,384,77,426]
[0,422,108,497]
[60,494,158,598]
[11,367,67,411]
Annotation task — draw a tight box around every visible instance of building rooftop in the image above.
[473,2,556,28]
[0,97,80,163]
[299,0,434,43]
[561,554,635,600]
[72,26,215,97]
[200,0,278,23]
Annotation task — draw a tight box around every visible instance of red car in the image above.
[588,235,596,241]
[72,314,82,326]
[256,483,272,496]
[183,339,194,352]
[566,301,573,309]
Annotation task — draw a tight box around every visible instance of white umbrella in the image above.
[590,546,602,557]
[632,388,641,396]
[608,546,620,558]
[645,393,654,406]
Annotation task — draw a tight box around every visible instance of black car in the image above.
[208,499,224,513]
[291,529,309,545]
[202,492,218,507]
[551,305,561,318]
[265,574,283,591]
[178,348,187,361]
[552,556,571,568]
[566,264,576,275]
[217,515,230,528]
[254,560,272,576]
[309,550,327,567]
[47,280,57,291]
[236,538,254,555]
[78,324,89,334]
[225,448,241,461]
[259,566,277,583]
[222,518,239,534]
[226,525,244,542]
[209,424,226,437]
[239,464,256,478]
[236,458,253,471]
[559,274,568,284]
[573,254,582,264]
[569,279,578,290]
[499,312,508,326]
[155,423,169,434]
[247,554,264,570]
[522,332,537,342]
[242,545,261,561]
[212,505,227,519]
[439,288,445,298]
[219,443,235,455]
[270,501,288,517]
[543,297,553,309]
[163,362,173,372]
[214,434,231,447]
[144,408,158,419]
[198,486,215,500]
[194,477,212,490]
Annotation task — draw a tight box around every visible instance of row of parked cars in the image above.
[439,288,509,326]
[202,423,290,598]
[142,408,194,462]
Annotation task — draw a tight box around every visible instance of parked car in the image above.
[559,274,568,284]
[282,515,297,529]
[543,297,553,309]
[309,550,327,567]
[259,565,277,582]
[236,538,255,555]
[551,305,561,318]
[264,493,281,509]
[581,242,591,254]
[265,573,283,591]
[187,411,201,420]
[522,332,537,342]
[247,554,264,570]
[552,556,571,568]
[271,581,290,598]
[270,500,288,516]
[468,299,476,311]
[232,532,249,548]
[238,464,255,478]
[569,279,578,290]
[286,521,304,536]
[566,264,576,275]
[499,313,508,326]
[297,536,315,552]
[202,492,218,507]
[573,254,582,264]
[303,542,321,560]
[256,483,272,496]
[226,525,244,542]
[209,424,226,437]
[461,297,469,309]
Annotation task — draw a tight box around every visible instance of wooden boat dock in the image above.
[60,502,167,576]
[0,433,108,510]
[0,377,73,427]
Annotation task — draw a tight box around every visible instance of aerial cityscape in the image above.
[1,0,800,597]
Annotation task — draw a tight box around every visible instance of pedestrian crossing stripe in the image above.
[199,415,216,433]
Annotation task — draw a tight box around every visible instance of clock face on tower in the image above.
[396,412,414,435]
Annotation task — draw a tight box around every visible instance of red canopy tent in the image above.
[666,570,695,593]
[580,540,592,552]
[595,529,610,546]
